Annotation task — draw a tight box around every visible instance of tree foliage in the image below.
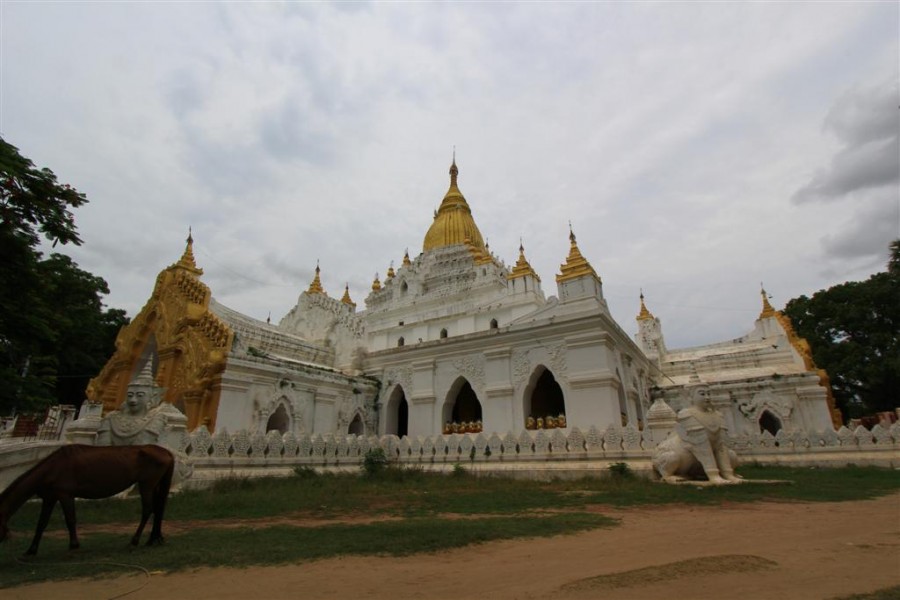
[784,241,900,419]
[0,138,127,415]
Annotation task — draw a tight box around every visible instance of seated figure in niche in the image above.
[652,384,741,484]
[97,363,168,446]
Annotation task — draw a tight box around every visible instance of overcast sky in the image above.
[3,2,898,349]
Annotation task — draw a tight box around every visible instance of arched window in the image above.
[759,410,782,436]
[266,403,290,434]
[348,414,364,435]
[490,318,498,330]
[440,328,448,339]
[401,281,408,294]
[398,337,405,347]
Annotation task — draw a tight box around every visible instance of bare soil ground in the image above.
[8,492,900,600]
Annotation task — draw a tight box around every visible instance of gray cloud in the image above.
[5,2,898,350]
[820,188,900,261]
[793,78,900,203]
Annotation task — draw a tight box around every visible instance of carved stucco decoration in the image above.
[737,390,793,422]
[512,349,531,385]
[87,240,234,432]
[452,354,486,389]
[547,342,568,376]
[384,366,413,397]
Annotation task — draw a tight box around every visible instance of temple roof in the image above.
[422,158,487,254]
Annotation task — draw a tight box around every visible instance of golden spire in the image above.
[402,249,411,268]
[341,283,356,308]
[422,156,487,254]
[556,224,599,283]
[371,272,382,292]
[172,227,203,276]
[307,262,326,295]
[759,284,777,319]
[507,240,541,282]
[386,261,395,279]
[637,289,655,321]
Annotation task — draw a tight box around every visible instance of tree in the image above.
[783,241,900,420]
[0,137,126,415]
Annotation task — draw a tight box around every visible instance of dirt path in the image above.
[8,493,900,600]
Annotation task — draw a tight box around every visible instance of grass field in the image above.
[0,464,897,588]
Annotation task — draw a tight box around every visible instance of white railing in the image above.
[178,422,900,471]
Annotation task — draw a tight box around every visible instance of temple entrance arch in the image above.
[523,366,566,426]
[442,377,482,426]
[266,402,290,434]
[759,410,782,436]
[385,385,408,437]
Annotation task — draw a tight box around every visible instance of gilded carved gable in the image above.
[87,235,233,431]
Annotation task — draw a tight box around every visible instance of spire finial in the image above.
[557,222,600,284]
[449,149,458,187]
[759,282,777,318]
[341,283,356,307]
[174,226,203,275]
[637,288,655,321]
[507,238,541,283]
[307,261,325,295]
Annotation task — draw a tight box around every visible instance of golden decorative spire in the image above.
[307,262,326,295]
[386,261,395,279]
[636,289,655,321]
[422,157,487,254]
[556,225,599,283]
[341,283,356,307]
[402,249,411,267]
[173,227,204,276]
[759,284,777,319]
[507,240,541,282]
[371,272,382,292]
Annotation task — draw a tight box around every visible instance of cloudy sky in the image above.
[3,2,898,349]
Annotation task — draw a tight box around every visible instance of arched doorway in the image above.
[266,403,290,434]
[525,367,566,426]
[443,378,482,429]
[385,386,408,437]
[759,410,782,436]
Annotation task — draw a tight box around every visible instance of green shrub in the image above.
[607,462,633,479]
[362,447,388,476]
[293,466,320,479]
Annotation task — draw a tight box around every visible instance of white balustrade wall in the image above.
[178,423,900,483]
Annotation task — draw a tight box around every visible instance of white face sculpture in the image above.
[124,385,151,416]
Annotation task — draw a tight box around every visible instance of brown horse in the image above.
[0,444,174,555]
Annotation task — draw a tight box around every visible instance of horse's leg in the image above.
[25,497,57,556]
[148,463,174,546]
[59,496,80,550]
[131,481,154,546]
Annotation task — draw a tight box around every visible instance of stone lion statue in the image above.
[652,384,741,484]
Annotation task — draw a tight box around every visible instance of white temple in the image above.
[87,159,840,442]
